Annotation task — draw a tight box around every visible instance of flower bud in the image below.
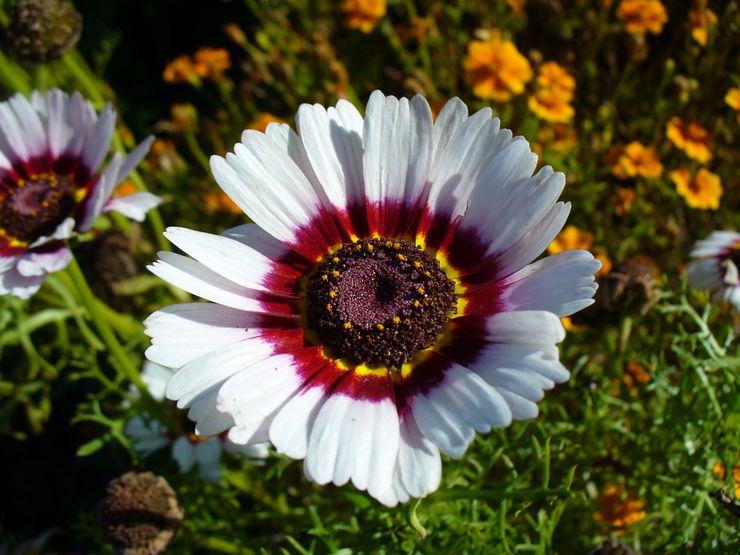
[5,0,82,63]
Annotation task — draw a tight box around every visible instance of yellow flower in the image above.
[604,142,663,179]
[616,0,668,35]
[548,225,593,254]
[193,47,231,79]
[611,186,635,215]
[248,113,287,133]
[341,0,386,33]
[537,124,578,152]
[725,87,740,111]
[666,117,713,163]
[713,462,740,497]
[463,31,533,101]
[528,89,575,123]
[163,54,200,84]
[594,483,646,529]
[688,9,717,47]
[535,61,575,102]
[669,167,722,210]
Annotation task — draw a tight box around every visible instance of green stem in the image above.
[65,254,147,393]
[61,51,107,106]
[184,130,212,174]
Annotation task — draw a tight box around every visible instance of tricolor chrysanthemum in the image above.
[687,231,740,311]
[0,89,159,298]
[145,92,600,506]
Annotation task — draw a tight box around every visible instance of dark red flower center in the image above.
[306,238,457,368]
[0,174,76,243]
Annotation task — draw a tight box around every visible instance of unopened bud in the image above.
[5,0,82,63]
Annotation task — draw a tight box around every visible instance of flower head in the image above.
[535,62,575,102]
[464,31,533,101]
[687,231,740,311]
[125,361,269,482]
[341,0,386,33]
[688,9,717,47]
[193,47,231,79]
[666,117,712,163]
[612,186,635,215]
[616,0,668,35]
[528,89,575,123]
[604,142,663,179]
[669,167,722,210]
[713,462,740,497]
[146,92,599,506]
[6,0,82,63]
[163,55,200,84]
[0,89,158,298]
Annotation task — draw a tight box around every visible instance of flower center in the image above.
[0,174,76,242]
[306,238,457,368]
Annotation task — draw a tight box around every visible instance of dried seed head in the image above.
[5,0,82,63]
[99,472,183,555]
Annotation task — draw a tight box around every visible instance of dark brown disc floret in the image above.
[306,238,457,368]
[0,174,76,242]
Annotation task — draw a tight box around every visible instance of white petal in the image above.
[147,251,295,314]
[221,223,296,262]
[395,414,441,499]
[80,105,116,173]
[171,436,195,472]
[15,245,72,277]
[8,93,46,159]
[165,336,279,408]
[103,192,162,221]
[485,311,566,344]
[140,361,175,401]
[194,439,223,482]
[0,263,46,299]
[28,217,76,248]
[116,136,155,182]
[163,226,297,295]
[270,386,326,459]
[77,153,123,231]
[497,250,600,316]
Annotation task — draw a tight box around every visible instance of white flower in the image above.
[687,231,740,310]
[145,92,600,505]
[125,361,269,482]
[0,89,160,298]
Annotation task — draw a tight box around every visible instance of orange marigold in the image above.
[248,113,287,133]
[616,0,668,35]
[537,124,578,152]
[725,87,740,111]
[163,54,199,84]
[666,117,713,163]
[463,31,533,101]
[605,142,663,179]
[528,89,575,123]
[535,61,575,101]
[669,167,722,210]
[688,9,717,47]
[594,483,647,529]
[341,0,386,33]
[114,180,138,197]
[193,47,231,79]
[548,225,593,254]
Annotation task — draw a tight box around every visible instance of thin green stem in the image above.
[61,51,107,106]
[65,254,147,393]
[184,130,212,174]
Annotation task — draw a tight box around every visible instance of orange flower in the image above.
[537,124,578,152]
[605,142,663,179]
[611,186,635,215]
[528,89,574,122]
[204,191,242,215]
[725,87,740,111]
[163,54,200,84]
[341,0,386,33]
[669,167,722,210]
[193,47,231,79]
[594,483,647,529]
[666,117,712,163]
[535,62,575,102]
[548,225,593,254]
[622,360,651,395]
[248,113,287,133]
[713,462,740,497]
[463,31,533,101]
[170,103,198,132]
[688,9,717,47]
[616,0,668,35]
[595,250,612,277]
